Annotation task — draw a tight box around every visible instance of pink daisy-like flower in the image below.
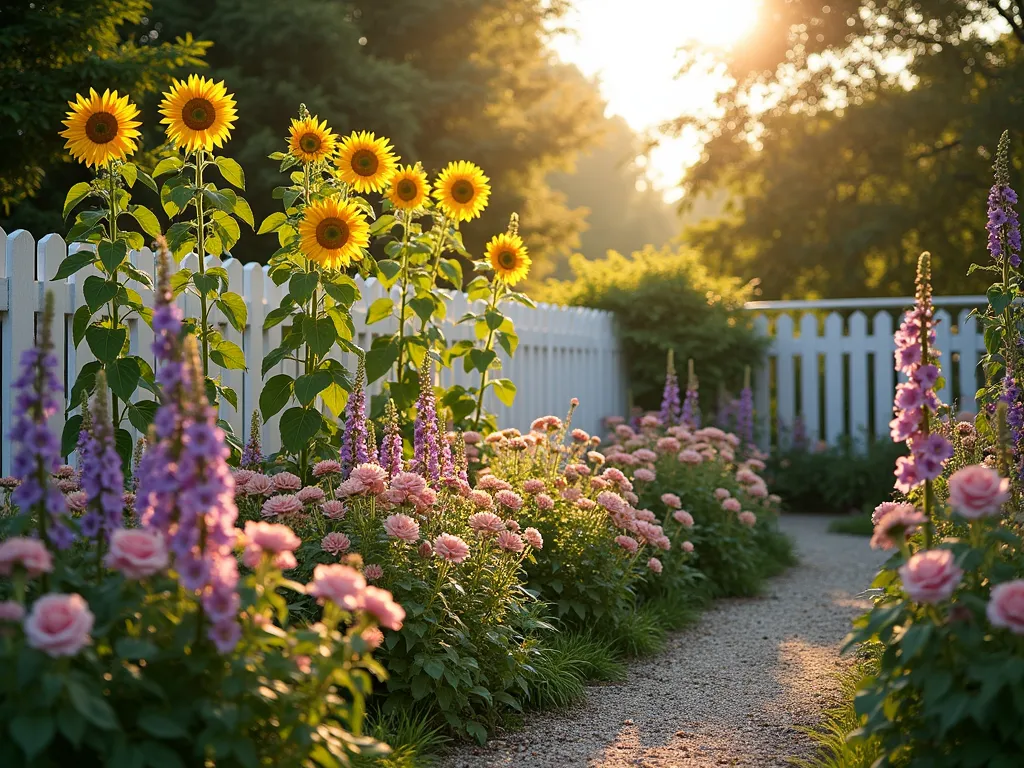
[468,511,506,536]
[597,490,628,515]
[682,540,694,553]
[673,509,695,527]
[321,500,346,519]
[587,451,606,465]
[477,474,512,492]
[65,490,87,511]
[350,463,388,495]
[624,491,639,505]
[469,489,494,509]
[535,493,555,511]
[714,488,731,500]
[321,532,352,556]
[261,494,303,518]
[634,509,657,523]
[505,519,520,532]
[661,493,682,509]
[634,468,656,483]
[245,474,275,496]
[656,437,681,453]
[614,535,639,554]
[647,557,663,574]
[297,486,326,504]
[272,472,302,492]
[233,469,255,489]
[433,533,471,563]
[561,487,582,502]
[495,489,524,511]
[383,513,420,542]
[523,527,543,549]
[722,498,742,513]
[496,530,525,553]
[522,478,546,494]
[363,564,384,581]
[312,459,343,477]
[738,511,757,527]
[577,498,596,511]
[571,428,590,442]
[678,449,703,465]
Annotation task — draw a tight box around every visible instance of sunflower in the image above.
[288,115,337,164]
[486,232,531,285]
[335,131,398,194]
[386,164,429,210]
[299,197,370,269]
[433,161,490,222]
[59,89,141,168]
[159,74,238,153]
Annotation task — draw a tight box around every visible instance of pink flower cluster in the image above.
[306,564,405,630]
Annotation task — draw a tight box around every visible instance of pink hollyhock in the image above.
[894,455,921,494]
[682,541,694,553]
[363,564,384,581]
[433,533,471,563]
[634,468,656,483]
[722,498,742,513]
[615,535,639,554]
[321,532,352,556]
[383,513,420,542]
[495,489,524,511]
[245,473,274,496]
[104,529,168,579]
[361,585,404,629]
[647,557,663,574]
[899,549,962,604]
[0,537,53,578]
[23,593,94,657]
[523,527,543,549]
[0,600,25,622]
[987,580,1024,634]
[496,530,525,553]
[469,511,506,536]
[312,459,343,477]
[673,509,695,527]
[947,465,1010,519]
[350,463,388,495]
[261,494,303,518]
[272,472,302,492]
[321,500,346,519]
[661,493,682,509]
[307,564,366,610]
[738,511,757,527]
[535,493,555,511]
[870,504,926,550]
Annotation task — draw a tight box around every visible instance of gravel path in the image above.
[442,515,884,768]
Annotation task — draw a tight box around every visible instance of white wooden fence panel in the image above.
[798,313,820,444]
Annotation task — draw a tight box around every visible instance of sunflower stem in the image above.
[107,166,121,429]
[195,149,210,382]
[471,280,501,430]
[419,216,449,337]
[394,211,413,382]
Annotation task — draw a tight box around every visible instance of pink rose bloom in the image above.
[747,483,768,499]
[615,535,639,554]
[297,486,326,504]
[597,490,627,515]
[104,529,168,579]
[337,478,364,497]
[469,490,494,509]
[523,527,543,549]
[496,530,525,553]
[233,469,255,489]
[245,474,274,496]
[682,541,694,553]
[462,431,483,445]
[871,501,901,525]
[634,449,657,463]
[899,549,962,604]
[417,541,433,559]
[634,468,656,483]
[312,459,343,477]
[714,488,731,500]
[656,437,681,454]
[362,626,385,649]
[634,509,657,523]
[522,479,546,494]
[384,513,420,542]
[738,511,757,527]
[412,487,437,510]
[654,535,671,551]
[391,472,427,502]
[947,465,1010,519]
[261,494,303,518]
[678,449,703,465]
[0,600,25,622]
[673,509,695,527]
[23,593,94,657]
[535,493,555,511]
[0,537,53,577]
[307,564,366,610]
[987,580,1024,634]
[661,493,682,509]
[433,533,471,563]
[477,475,512,492]
[244,521,301,553]
[272,472,302,492]
[722,498,742,513]
[495,489,524,511]
[647,557,663,574]
[469,511,506,536]
[321,532,352,556]
[870,504,926,550]
[64,490,87,511]
[363,564,384,581]
[321,500,346,519]
[350,463,388,495]
[361,585,404,630]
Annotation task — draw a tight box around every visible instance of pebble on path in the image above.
[441,515,885,768]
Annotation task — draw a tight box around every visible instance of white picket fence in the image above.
[746,296,989,451]
[0,228,627,473]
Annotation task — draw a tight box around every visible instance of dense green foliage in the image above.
[543,245,767,410]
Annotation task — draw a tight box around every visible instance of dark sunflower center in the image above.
[85,112,118,144]
[182,98,216,131]
[451,179,475,204]
[299,133,322,153]
[316,216,350,250]
[497,249,518,269]
[351,149,379,177]
[396,178,419,201]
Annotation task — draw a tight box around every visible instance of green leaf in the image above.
[216,292,247,332]
[83,275,117,312]
[126,400,158,432]
[289,271,319,304]
[366,297,395,324]
[323,276,359,307]
[215,156,245,189]
[210,339,246,371]
[128,205,162,239]
[260,375,294,420]
[490,378,517,407]
[138,711,188,739]
[279,406,324,453]
[409,296,435,324]
[11,714,55,759]
[987,285,1012,315]
[423,659,445,680]
[439,258,463,288]
[302,316,337,357]
[496,329,519,357]
[86,326,127,363]
[369,214,396,236]
[233,197,255,229]
[376,259,402,289]
[263,304,294,330]
[119,163,138,188]
[67,678,119,730]
[484,309,504,331]
[469,348,497,373]
[166,182,195,216]
[53,250,96,281]
[61,415,83,457]
[192,273,218,296]
[152,156,183,178]
[258,211,288,235]
[136,169,158,194]
[99,239,128,273]
[466,275,491,302]
[63,182,93,219]
[114,637,158,660]
[295,371,333,405]
[202,187,236,213]
[106,357,141,401]
[365,342,399,384]
[141,741,187,768]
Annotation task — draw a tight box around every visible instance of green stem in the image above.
[394,214,413,380]
[196,150,210,379]
[472,281,501,430]
[107,168,121,426]
[418,216,449,336]
[299,164,313,479]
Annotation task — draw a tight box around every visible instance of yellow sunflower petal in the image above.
[59,87,141,168]
[158,74,238,153]
[486,232,531,285]
[299,197,371,270]
[335,131,399,194]
[433,160,491,222]
[288,115,337,164]
[385,164,429,210]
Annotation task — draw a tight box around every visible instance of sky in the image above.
[551,0,761,199]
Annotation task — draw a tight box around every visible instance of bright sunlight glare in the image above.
[553,0,760,198]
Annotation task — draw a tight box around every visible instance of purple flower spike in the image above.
[339,357,368,476]
[413,363,440,483]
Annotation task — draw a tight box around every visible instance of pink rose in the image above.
[321,532,352,556]
[722,498,742,513]
[987,580,1024,634]
[244,474,274,496]
[496,530,525,553]
[0,537,53,577]
[523,527,543,549]
[363,564,384,582]
[738,511,757,527]
[615,535,639,554]
[947,465,1010,519]
[104,529,169,579]
[23,593,94,657]
[495,489,523,511]
[714,488,731,500]
[261,494,303,518]
[673,509,694,527]
[296,486,326,504]
[433,533,470,564]
[661,493,682,509]
[477,474,511,492]
[469,490,494,509]
[870,504,926,551]
[899,549,962,604]
[307,564,366,610]
[468,512,506,536]
[361,585,405,630]
[312,460,343,477]
[321,500,346,519]
[272,472,302,492]
[0,600,25,622]
[391,471,427,501]
[350,464,388,495]
[682,540,694,553]
[383,513,420,542]
[232,469,255,489]
[647,557,663,574]
[244,521,301,553]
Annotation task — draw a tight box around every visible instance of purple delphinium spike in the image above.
[135,240,240,653]
[659,350,682,427]
[241,410,263,469]
[380,399,403,477]
[890,253,953,493]
[340,357,368,476]
[681,359,701,429]
[988,131,1021,268]
[413,363,440,482]
[78,372,125,539]
[11,293,74,549]
[453,430,469,484]
[1001,357,1024,479]
[437,411,454,480]
[736,367,755,448]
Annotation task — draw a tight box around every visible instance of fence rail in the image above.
[0,228,627,473]
[746,297,988,451]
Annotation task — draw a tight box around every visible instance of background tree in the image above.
[670,0,1024,298]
